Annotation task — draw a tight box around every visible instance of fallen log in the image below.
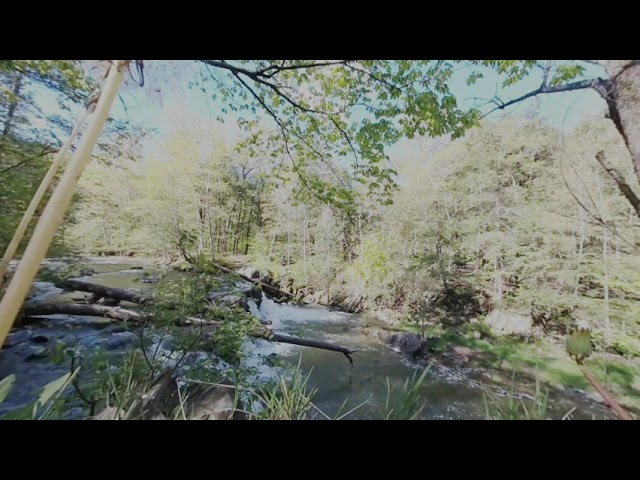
[211,263,293,300]
[21,303,357,364]
[24,303,144,322]
[60,279,150,305]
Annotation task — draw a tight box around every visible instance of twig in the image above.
[578,364,633,420]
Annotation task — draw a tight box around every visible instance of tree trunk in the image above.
[602,226,612,343]
[24,303,144,322]
[574,207,586,296]
[2,74,23,137]
[268,212,282,258]
[243,196,255,256]
[60,279,151,304]
[603,61,640,184]
[303,211,308,295]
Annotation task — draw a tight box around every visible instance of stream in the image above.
[0,259,613,419]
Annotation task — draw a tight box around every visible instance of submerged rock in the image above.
[59,332,78,347]
[26,345,51,359]
[105,332,138,350]
[30,334,51,344]
[141,276,160,284]
[4,330,33,348]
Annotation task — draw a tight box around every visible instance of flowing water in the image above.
[0,258,612,419]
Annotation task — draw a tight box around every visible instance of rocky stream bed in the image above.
[0,258,616,419]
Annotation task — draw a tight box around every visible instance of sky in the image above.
[34,60,609,164]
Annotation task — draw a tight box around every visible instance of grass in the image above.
[250,357,317,420]
[398,323,640,412]
[483,376,550,420]
[380,363,432,420]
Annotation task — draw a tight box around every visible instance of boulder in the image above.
[485,309,533,337]
[186,382,246,420]
[384,332,428,358]
[237,267,260,279]
[245,285,263,303]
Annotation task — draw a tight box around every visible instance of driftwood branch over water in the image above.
[23,280,357,364]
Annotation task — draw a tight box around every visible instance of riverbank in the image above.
[1,256,621,419]
[369,320,640,415]
[127,253,640,416]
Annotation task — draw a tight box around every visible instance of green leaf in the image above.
[34,368,80,418]
[0,374,16,405]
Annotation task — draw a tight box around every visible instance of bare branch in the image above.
[0,147,58,174]
[581,60,605,67]
[484,78,606,118]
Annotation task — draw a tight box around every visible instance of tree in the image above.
[189,60,640,219]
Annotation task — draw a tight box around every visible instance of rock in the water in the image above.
[141,276,160,283]
[0,352,15,379]
[246,285,262,303]
[59,332,78,347]
[27,345,51,359]
[80,268,96,276]
[158,335,175,351]
[221,294,244,308]
[130,266,144,270]
[485,309,533,337]
[239,297,250,312]
[80,336,105,348]
[105,332,138,350]
[384,332,428,358]
[103,325,127,334]
[237,267,260,279]
[30,334,50,344]
[4,330,32,348]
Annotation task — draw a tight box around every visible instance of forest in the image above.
[1,60,639,420]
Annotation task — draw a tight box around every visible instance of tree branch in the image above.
[595,150,640,218]
[484,78,606,117]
